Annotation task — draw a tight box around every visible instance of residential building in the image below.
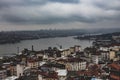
[38,71,58,80]
[27,58,39,68]
[74,45,81,52]
[16,64,24,77]
[109,51,116,60]
[91,54,101,64]
[56,69,67,80]
[0,69,7,80]
[61,49,71,57]
[66,58,87,71]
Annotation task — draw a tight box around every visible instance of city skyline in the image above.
[0,0,120,31]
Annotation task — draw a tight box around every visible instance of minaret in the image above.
[32,45,34,51]
[17,47,19,53]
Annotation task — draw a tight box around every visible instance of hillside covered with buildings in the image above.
[0,33,120,80]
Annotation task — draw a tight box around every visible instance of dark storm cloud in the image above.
[49,0,79,3]
[0,0,79,7]
[0,0,120,25]
[3,14,94,24]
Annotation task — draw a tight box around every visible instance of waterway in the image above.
[0,36,93,56]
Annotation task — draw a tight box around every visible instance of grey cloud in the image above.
[0,0,120,25]
[3,15,27,23]
[3,14,95,24]
[48,0,79,3]
[85,0,120,10]
[0,0,79,7]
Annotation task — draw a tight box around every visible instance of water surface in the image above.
[0,36,92,56]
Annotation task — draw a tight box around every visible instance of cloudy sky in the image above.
[0,0,120,31]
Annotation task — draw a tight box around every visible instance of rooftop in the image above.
[108,63,120,70]
[56,69,67,76]
[5,76,18,80]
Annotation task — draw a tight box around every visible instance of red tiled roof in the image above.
[110,74,120,80]
[67,58,86,62]
[110,43,120,47]
[108,63,120,70]
[56,59,67,62]
[56,58,86,62]
[77,70,100,77]
[39,71,58,79]
[77,64,102,77]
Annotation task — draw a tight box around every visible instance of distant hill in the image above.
[0,28,119,44]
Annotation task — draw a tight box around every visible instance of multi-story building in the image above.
[27,58,39,68]
[56,69,67,80]
[0,69,7,80]
[101,51,109,61]
[16,64,24,77]
[91,54,101,64]
[74,45,82,52]
[61,49,71,57]
[66,58,87,71]
[38,71,58,80]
